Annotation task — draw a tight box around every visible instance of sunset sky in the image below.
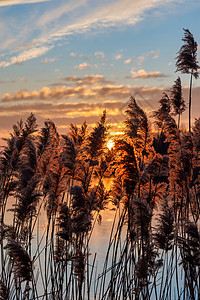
[0,0,200,137]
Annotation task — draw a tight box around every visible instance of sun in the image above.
[107,139,115,150]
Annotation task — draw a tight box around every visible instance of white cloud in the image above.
[75,62,92,70]
[37,0,87,26]
[0,46,53,68]
[0,0,49,7]
[130,69,167,78]
[27,0,176,53]
[0,0,180,67]
[94,51,105,59]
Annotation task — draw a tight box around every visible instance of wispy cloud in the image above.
[0,0,180,67]
[0,46,53,67]
[94,51,105,59]
[37,0,87,26]
[41,57,56,64]
[148,49,160,59]
[130,69,168,79]
[0,0,49,7]
[114,54,122,60]
[70,52,89,60]
[28,2,179,48]
[0,77,27,84]
[134,56,145,65]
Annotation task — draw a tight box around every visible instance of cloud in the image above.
[37,0,87,26]
[75,62,92,70]
[0,46,53,67]
[0,0,180,68]
[0,0,49,7]
[148,49,160,59]
[1,85,200,138]
[62,74,114,85]
[0,97,152,138]
[130,69,168,79]
[24,0,175,53]
[1,82,165,104]
[0,77,27,84]
[0,101,126,116]
[124,59,132,64]
[0,100,128,138]
[134,56,145,65]
[114,54,122,60]
[70,52,89,60]
[41,57,56,64]
[94,51,105,59]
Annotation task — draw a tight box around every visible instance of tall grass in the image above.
[0,95,199,299]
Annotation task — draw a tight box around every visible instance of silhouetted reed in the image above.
[5,240,32,282]
[0,88,200,299]
[155,197,174,251]
[0,279,9,300]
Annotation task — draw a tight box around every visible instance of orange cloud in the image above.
[1,86,200,139]
[1,81,166,105]
[62,74,114,85]
[124,59,131,64]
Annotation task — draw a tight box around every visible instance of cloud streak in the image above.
[41,57,56,64]
[0,0,49,7]
[0,0,180,66]
[0,46,53,67]
[130,69,168,79]
[37,0,87,26]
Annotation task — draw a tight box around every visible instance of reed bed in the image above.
[0,85,200,299]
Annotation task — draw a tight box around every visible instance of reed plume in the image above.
[15,175,41,224]
[57,203,72,242]
[86,110,108,159]
[154,197,174,251]
[5,240,32,282]
[70,186,92,234]
[0,280,9,300]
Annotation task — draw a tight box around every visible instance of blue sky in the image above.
[0,0,200,137]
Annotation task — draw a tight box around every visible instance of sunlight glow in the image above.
[107,139,115,150]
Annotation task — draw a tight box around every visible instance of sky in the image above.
[0,0,200,138]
